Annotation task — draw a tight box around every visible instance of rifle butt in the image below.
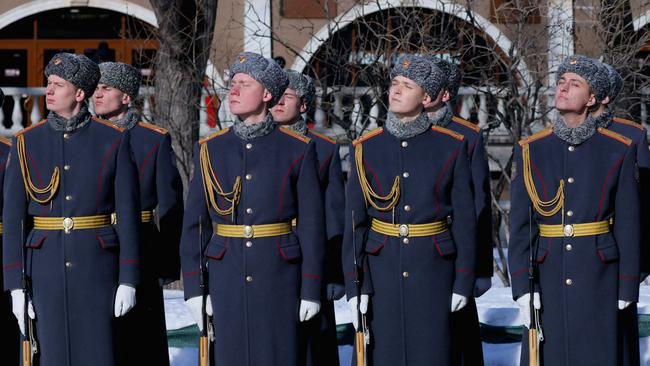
[355,331,365,366]
[528,328,538,366]
[199,336,209,366]
[22,340,31,366]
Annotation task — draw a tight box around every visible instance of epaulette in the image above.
[451,116,480,133]
[431,125,464,141]
[279,126,311,143]
[16,120,46,136]
[0,136,11,146]
[352,127,383,146]
[613,117,644,131]
[598,127,632,146]
[93,117,124,132]
[518,129,552,147]
[138,121,168,135]
[308,130,336,145]
[199,128,230,144]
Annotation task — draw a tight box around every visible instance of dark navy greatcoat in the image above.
[342,125,477,366]
[509,127,640,366]
[2,118,141,366]
[116,121,183,366]
[302,129,345,366]
[180,124,325,366]
[607,117,650,366]
[0,137,19,365]
[446,116,491,366]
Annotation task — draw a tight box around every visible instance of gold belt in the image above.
[34,214,114,234]
[215,222,292,238]
[141,210,154,223]
[371,219,447,237]
[0,222,3,234]
[539,219,612,238]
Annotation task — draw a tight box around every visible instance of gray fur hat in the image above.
[390,54,445,98]
[229,52,288,107]
[98,62,142,99]
[284,70,316,107]
[426,56,462,100]
[556,55,609,102]
[45,52,100,100]
[602,62,622,103]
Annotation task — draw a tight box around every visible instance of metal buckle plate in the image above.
[63,217,74,234]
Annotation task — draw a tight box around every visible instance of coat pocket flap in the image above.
[365,230,387,255]
[434,235,457,257]
[279,243,302,261]
[26,230,47,249]
[597,242,619,263]
[206,236,228,260]
[96,228,119,249]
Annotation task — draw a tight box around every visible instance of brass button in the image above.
[567,177,574,183]
[245,241,253,248]
[65,261,72,268]
[246,275,253,283]
[402,238,409,244]
[565,244,573,251]
[63,133,70,139]
[401,141,408,148]
[402,271,409,278]
[64,165,70,171]
[402,172,409,178]
[246,208,253,214]
[567,210,574,217]
[565,278,573,286]
[568,146,575,152]
[246,143,252,150]
[65,195,72,201]
[245,174,252,180]
[563,224,574,237]
[404,205,411,212]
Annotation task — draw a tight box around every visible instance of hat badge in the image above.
[569,58,577,65]
[54,58,62,65]
[402,59,411,69]
[239,56,246,63]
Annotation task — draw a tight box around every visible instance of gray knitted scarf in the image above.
[428,103,454,128]
[593,108,613,129]
[286,116,308,135]
[47,103,92,132]
[110,107,140,130]
[384,111,431,139]
[553,112,598,145]
[233,113,276,141]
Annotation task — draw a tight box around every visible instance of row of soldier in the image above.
[0,49,644,366]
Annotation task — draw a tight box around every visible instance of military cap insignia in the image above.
[402,59,411,69]
[239,56,246,63]
[569,58,577,65]
[54,58,62,65]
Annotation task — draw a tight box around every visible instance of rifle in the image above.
[351,212,369,366]
[198,218,214,366]
[21,220,38,366]
[528,207,543,366]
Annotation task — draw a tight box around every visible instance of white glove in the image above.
[185,295,213,332]
[474,277,492,298]
[348,294,369,330]
[10,289,35,336]
[618,300,633,310]
[516,292,541,328]
[299,300,321,322]
[451,293,468,312]
[326,283,346,301]
[114,284,136,317]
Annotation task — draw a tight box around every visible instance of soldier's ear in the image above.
[441,90,451,103]
[299,99,308,114]
[422,93,433,106]
[586,94,596,107]
[262,89,273,103]
[122,94,132,106]
[75,88,85,102]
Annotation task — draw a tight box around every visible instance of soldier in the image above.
[93,61,184,366]
[271,70,345,366]
[343,54,477,365]
[424,57,492,366]
[3,53,141,366]
[180,52,325,366]
[0,87,20,365]
[509,55,641,365]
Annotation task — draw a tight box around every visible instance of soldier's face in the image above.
[45,74,84,114]
[271,88,306,124]
[389,76,430,117]
[555,72,596,113]
[229,73,272,116]
[93,84,130,117]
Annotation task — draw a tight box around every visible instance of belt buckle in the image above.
[399,224,409,237]
[244,225,254,238]
[63,217,74,234]
[563,224,574,237]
